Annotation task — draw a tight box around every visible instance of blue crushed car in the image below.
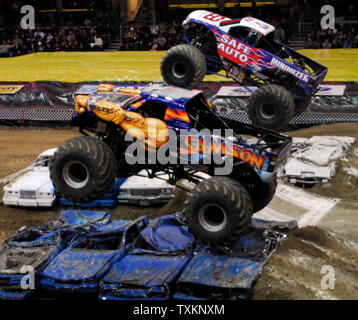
[1,210,295,300]
[173,218,296,300]
[0,210,111,300]
[40,216,148,295]
[99,213,197,300]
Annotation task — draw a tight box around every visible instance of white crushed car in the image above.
[3,150,175,208]
[279,136,356,187]
[2,148,57,207]
[117,170,175,206]
[280,158,332,186]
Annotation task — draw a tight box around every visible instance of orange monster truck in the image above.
[50,84,292,244]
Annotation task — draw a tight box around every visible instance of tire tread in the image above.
[247,84,295,130]
[184,176,253,244]
[49,136,117,203]
[161,44,206,88]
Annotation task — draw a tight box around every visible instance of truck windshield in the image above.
[229,26,262,46]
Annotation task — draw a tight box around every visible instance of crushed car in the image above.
[117,170,175,206]
[174,218,297,300]
[2,148,57,207]
[40,217,148,295]
[279,136,356,188]
[0,210,111,300]
[100,213,196,300]
[3,149,175,208]
[0,212,296,300]
[160,10,328,130]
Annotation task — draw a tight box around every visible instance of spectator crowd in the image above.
[118,21,184,51]
[118,5,292,52]
[1,1,358,57]
[303,1,358,49]
[0,1,114,57]
[0,24,113,57]
[304,22,358,49]
[0,2,296,57]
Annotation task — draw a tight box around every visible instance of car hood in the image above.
[120,171,172,189]
[42,249,119,281]
[5,169,53,192]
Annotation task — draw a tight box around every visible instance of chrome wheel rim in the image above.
[198,203,227,233]
[259,103,276,120]
[63,160,89,189]
[172,61,186,79]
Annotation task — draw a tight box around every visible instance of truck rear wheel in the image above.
[160,44,207,88]
[50,136,117,203]
[247,85,295,131]
[184,177,253,244]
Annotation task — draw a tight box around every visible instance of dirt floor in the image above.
[0,126,78,179]
[253,123,358,300]
[0,123,357,300]
[0,125,188,243]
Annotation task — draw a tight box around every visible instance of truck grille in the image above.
[20,190,36,199]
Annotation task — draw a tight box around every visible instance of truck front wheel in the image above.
[160,44,207,88]
[50,136,117,203]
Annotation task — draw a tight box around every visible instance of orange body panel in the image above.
[74,95,169,150]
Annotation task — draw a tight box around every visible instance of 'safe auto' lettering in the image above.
[213,32,310,82]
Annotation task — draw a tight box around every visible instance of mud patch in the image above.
[0,207,59,244]
[253,226,358,300]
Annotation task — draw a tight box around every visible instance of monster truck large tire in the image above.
[247,84,295,131]
[184,177,253,244]
[249,175,278,213]
[50,136,117,203]
[160,44,207,88]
